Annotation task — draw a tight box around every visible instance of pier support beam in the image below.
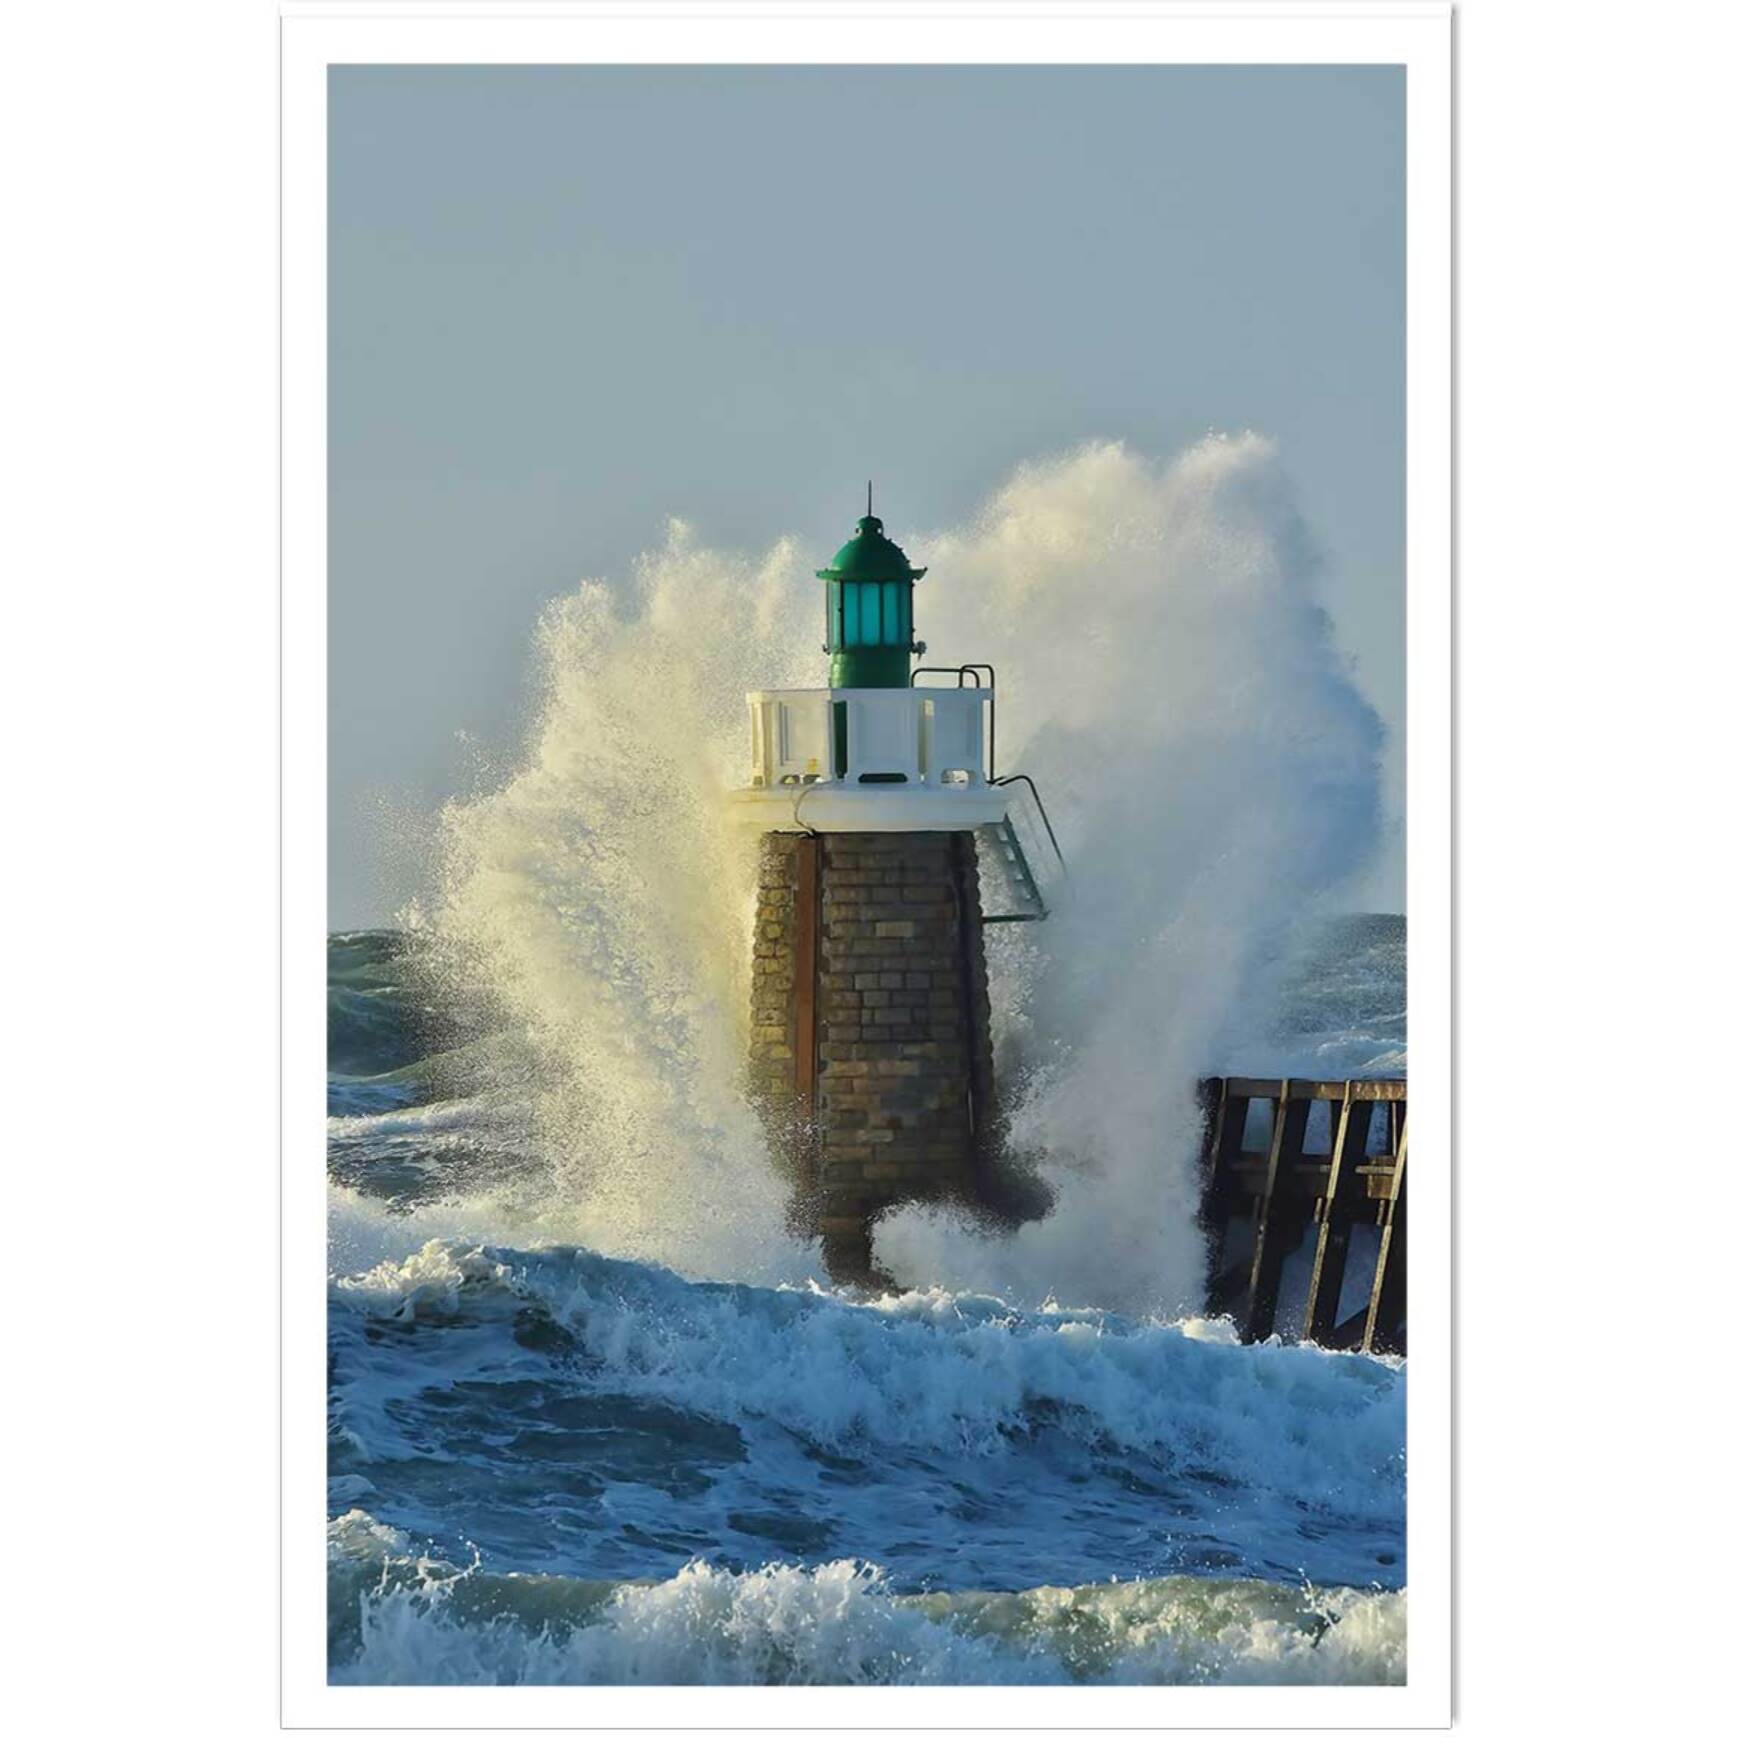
[1198,1076,1409,1353]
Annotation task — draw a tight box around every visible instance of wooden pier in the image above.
[1198,1077,1408,1355]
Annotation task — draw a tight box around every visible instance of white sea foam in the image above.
[330,1239,1403,1504]
[403,437,1383,1314]
[328,1184,523,1282]
[328,1518,1405,1687]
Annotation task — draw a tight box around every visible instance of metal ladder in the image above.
[908,669,1065,925]
[979,775,1066,924]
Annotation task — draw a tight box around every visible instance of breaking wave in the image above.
[329,1513,1405,1687]
[380,437,1384,1314]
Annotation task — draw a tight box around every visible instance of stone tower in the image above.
[732,500,1054,1282]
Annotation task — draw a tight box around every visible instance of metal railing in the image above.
[989,772,1066,878]
[912,665,997,779]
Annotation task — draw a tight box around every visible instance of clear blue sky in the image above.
[329,65,1404,926]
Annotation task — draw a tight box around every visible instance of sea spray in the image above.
[876,437,1384,1312]
[416,530,818,1283]
[328,1515,1406,1687]
[409,437,1383,1309]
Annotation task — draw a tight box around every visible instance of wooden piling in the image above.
[1244,1081,1310,1342]
[1196,1076,1409,1353]
[1300,1089,1372,1344]
[1363,1112,1408,1354]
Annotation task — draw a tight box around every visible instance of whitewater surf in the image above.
[327,440,1405,1685]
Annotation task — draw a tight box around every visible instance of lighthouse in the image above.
[733,496,1060,1282]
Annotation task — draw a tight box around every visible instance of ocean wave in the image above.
[327,1511,1404,1687]
[327,932,435,1079]
[331,1238,1403,1501]
[328,1094,524,1141]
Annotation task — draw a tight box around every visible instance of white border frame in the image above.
[283,3,1452,1726]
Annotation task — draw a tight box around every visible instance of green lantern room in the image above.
[818,508,927,691]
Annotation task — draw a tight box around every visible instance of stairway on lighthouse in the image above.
[978,776,1066,924]
[903,662,1066,925]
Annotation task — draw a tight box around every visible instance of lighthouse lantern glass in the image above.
[818,512,925,689]
[828,573,910,660]
[831,577,906,653]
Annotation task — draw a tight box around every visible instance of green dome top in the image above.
[816,515,927,584]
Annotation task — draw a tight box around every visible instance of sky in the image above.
[329,65,1405,927]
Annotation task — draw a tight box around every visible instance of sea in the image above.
[326,915,1406,1687]
[326,437,1407,1685]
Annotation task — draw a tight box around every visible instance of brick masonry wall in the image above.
[746,833,805,1169]
[748,829,994,1277]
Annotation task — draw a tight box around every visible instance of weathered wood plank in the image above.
[1218,1156,1400,1206]
[1203,1078,1251,1192]
[1302,1092,1371,1344]
[1197,1075,1407,1351]
[1196,1078,1230,1297]
[1362,1117,1408,1355]
[1220,1076,1407,1103]
[1243,1081,1311,1341]
[1221,1077,1286,1099]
